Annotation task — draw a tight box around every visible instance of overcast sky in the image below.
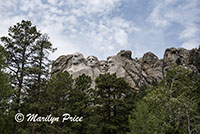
[0,0,199,60]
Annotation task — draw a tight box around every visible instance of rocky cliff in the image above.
[51,47,200,89]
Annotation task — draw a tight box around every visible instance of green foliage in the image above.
[0,71,13,134]
[39,71,73,133]
[37,73,136,134]
[0,45,13,134]
[0,45,8,70]
[23,33,56,120]
[129,66,200,134]
[0,20,56,134]
[94,73,135,134]
[1,20,41,108]
[39,72,98,134]
[69,74,98,134]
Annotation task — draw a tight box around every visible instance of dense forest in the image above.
[0,20,200,134]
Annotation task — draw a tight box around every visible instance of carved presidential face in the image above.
[164,48,178,64]
[99,60,108,73]
[107,57,115,68]
[72,52,84,65]
[86,56,98,67]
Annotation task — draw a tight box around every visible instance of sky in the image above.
[0,0,200,60]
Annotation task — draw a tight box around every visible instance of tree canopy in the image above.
[129,66,200,134]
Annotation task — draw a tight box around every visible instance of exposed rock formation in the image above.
[51,47,200,89]
[163,47,199,73]
[63,52,93,79]
[141,52,163,82]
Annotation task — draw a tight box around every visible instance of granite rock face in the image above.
[51,47,200,89]
[163,47,199,73]
[141,52,163,82]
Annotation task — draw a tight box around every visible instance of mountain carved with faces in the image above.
[51,47,200,89]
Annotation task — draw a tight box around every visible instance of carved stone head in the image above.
[107,56,116,68]
[99,60,108,73]
[72,52,84,65]
[164,48,178,64]
[86,56,98,67]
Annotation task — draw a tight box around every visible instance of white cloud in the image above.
[0,0,138,59]
[179,26,199,40]
[181,39,200,49]
[83,0,121,14]
[148,4,169,27]
[5,0,199,60]
[66,15,77,24]
[148,0,200,49]
[71,9,83,17]
[77,16,139,58]
[114,30,128,46]
[48,0,57,5]
[164,0,178,4]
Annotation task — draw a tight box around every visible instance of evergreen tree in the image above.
[94,73,135,134]
[0,45,13,134]
[22,33,56,134]
[41,71,74,134]
[1,20,41,134]
[27,33,56,102]
[129,66,200,134]
[68,74,100,134]
[0,45,8,70]
[41,72,99,134]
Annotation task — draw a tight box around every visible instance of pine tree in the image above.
[94,73,135,134]
[22,33,56,134]
[68,74,100,134]
[0,45,13,134]
[27,33,56,102]
[40,71,74,134]
[1,20,41,134]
